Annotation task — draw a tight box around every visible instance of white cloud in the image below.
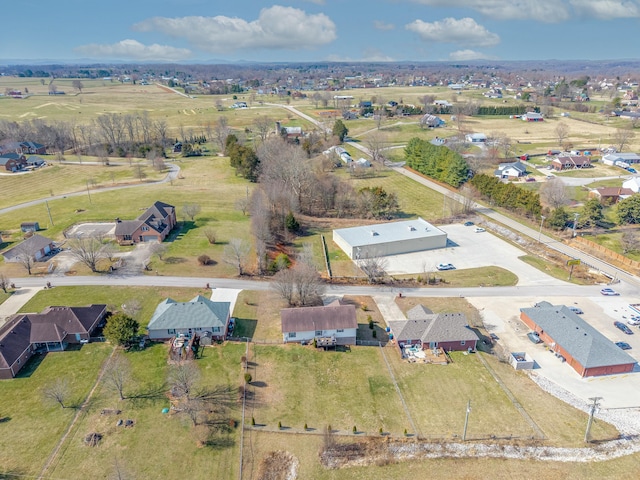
[373,20,395,30]
[406,17,500,47]
[449,49,497,60]
[570,0,640,19]
[133,6,337,53]
[74,39,191,61]
[408,0,570,22]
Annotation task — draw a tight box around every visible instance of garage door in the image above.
[142,236,157,242]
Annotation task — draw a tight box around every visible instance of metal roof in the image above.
[520,304,636,369]
[334,218,446,249]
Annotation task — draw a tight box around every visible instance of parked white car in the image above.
[475,227,486,233]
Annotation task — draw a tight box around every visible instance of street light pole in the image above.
[538,215,546,242]
[572,213,580,238]
[462,400,471,441]
[584,397,602,443]
[86,181,92,204]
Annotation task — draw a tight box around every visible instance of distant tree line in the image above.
[404,137,469,187]
[476,105,528,116]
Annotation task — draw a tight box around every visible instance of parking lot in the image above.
[382,223,565,286]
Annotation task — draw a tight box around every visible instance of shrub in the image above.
[368,316,374,329]
[304,422,308,430]
[198,254,211,266]
[251,417,255,426]
[278,421,282,430]
[353,425,357,434]
[372,330,377,338]
[404,428,408,436]
[379,427,384,435]
[244,373,252,384]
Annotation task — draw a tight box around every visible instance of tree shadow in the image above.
[164,256,187,264]
[203,435,235,450]
[250,381,267,388]
[127,383,168,406]
[15,353,47,378]
[0,416,11,423]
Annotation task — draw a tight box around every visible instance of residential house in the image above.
[494,161,527,179]
[275,121,303,139]
[520,302,636,377]
[602,152,640,166]
[522,112,544,122]
[465,133,487,143]
[551,156,591,171]
[146,295,230,341]
[281,300,357,346]
[26,156,45,168]
[1,234,56,262]
[0,153,27,172]
[588,187,634,205]
[0,305,107,379]
[114,201,176,245]
[20,222,40,233]
[172,142,183,153]
[420,114,445,128]
[387,305,479,352]
[20,141,47,155]
[623,177,640,193]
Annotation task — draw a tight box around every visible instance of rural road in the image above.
[0,162,180,216]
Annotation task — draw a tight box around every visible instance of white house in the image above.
[281,300,357,346]
[494,161,527,179]
[623,177,640,193]
[603,153,640,166]
[465,133,487,143]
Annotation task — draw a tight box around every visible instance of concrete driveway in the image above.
[65,222,116,238]
[382,224,566,286]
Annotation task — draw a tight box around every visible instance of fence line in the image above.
[320,234,332,279]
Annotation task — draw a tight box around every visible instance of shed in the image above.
[333,218,447,260]
[20,222,40,233]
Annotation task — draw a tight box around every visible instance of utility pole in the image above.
[86,181,92,204]
[572,213,580,238]
[584,396,602,443]
[538,215,546,242]
[462,400,471,441]
[45,200,54,226]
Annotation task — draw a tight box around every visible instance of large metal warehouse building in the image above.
[333,218,447,259]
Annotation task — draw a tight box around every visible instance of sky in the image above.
[3,0,640,63]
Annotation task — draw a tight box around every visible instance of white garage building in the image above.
[333,218,447,260]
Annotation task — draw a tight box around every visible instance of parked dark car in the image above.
[614,321,633,335]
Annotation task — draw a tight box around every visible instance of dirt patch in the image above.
[256,450,299,480]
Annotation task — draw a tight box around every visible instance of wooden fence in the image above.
[570,236,640,274]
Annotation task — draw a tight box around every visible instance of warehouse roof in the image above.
[333,218,446,248]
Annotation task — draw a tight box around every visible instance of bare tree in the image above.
[103,355,132,400]
[72,80,84,93]
[121,299,142,319]
[203,228,217,245]
[621,231,640,255]
[235,197,249,216]
[149,242,168,261]
[223,238,251,276]
[102,242,117,263]
[540,177,569,208]
[253,116,273,144]
[182,203,202,222]
[272,268,296,306]
[169,362,201,401]
[358,253,388,284]
[213,116,231,153]
[0,272,10,293]
[554,122,570,146]
[68,235,107,272]
[613,126,635,152]
[42,378,71,408]
[293,262,325,306]
[459,185,477,214]
[15,245,36,275]
[365,131,388,164]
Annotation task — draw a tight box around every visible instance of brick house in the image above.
[114,201,176,245]
[281,300,357,346]
[551,156,591,171]
[0,153,27,172]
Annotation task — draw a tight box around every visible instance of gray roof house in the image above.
[494,161,527,179]
[1,234,56,262]
[147,295,230,341]
[520,302,636,377]
[388,305,479,351]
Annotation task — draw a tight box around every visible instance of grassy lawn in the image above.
[47,342,245,479]
[19,285,207,328]
[518,255,593,285]
[555,165,624,178]
[393,266,518,287]
[0,343,113,477]
[0,290,10,305]
[0,162,164,210]
[582,232,640,262]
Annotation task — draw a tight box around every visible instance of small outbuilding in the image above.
[333,218,447,260]
[20,222,40,233]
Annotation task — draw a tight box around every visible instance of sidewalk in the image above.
[0,287,42,327]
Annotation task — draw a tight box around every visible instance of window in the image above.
[142,226,149,231]
[289,332,296,338]
[461,341,466,346]
[315,330,322,336]
[336,329,344,333]
[168,329,176,335]
[213,327,220,333]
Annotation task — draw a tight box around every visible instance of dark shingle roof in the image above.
[521,304,636,369]
[281,301,357,333]
[1,234,55,261]
[389,305,478,344]
[0,315,32,369]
